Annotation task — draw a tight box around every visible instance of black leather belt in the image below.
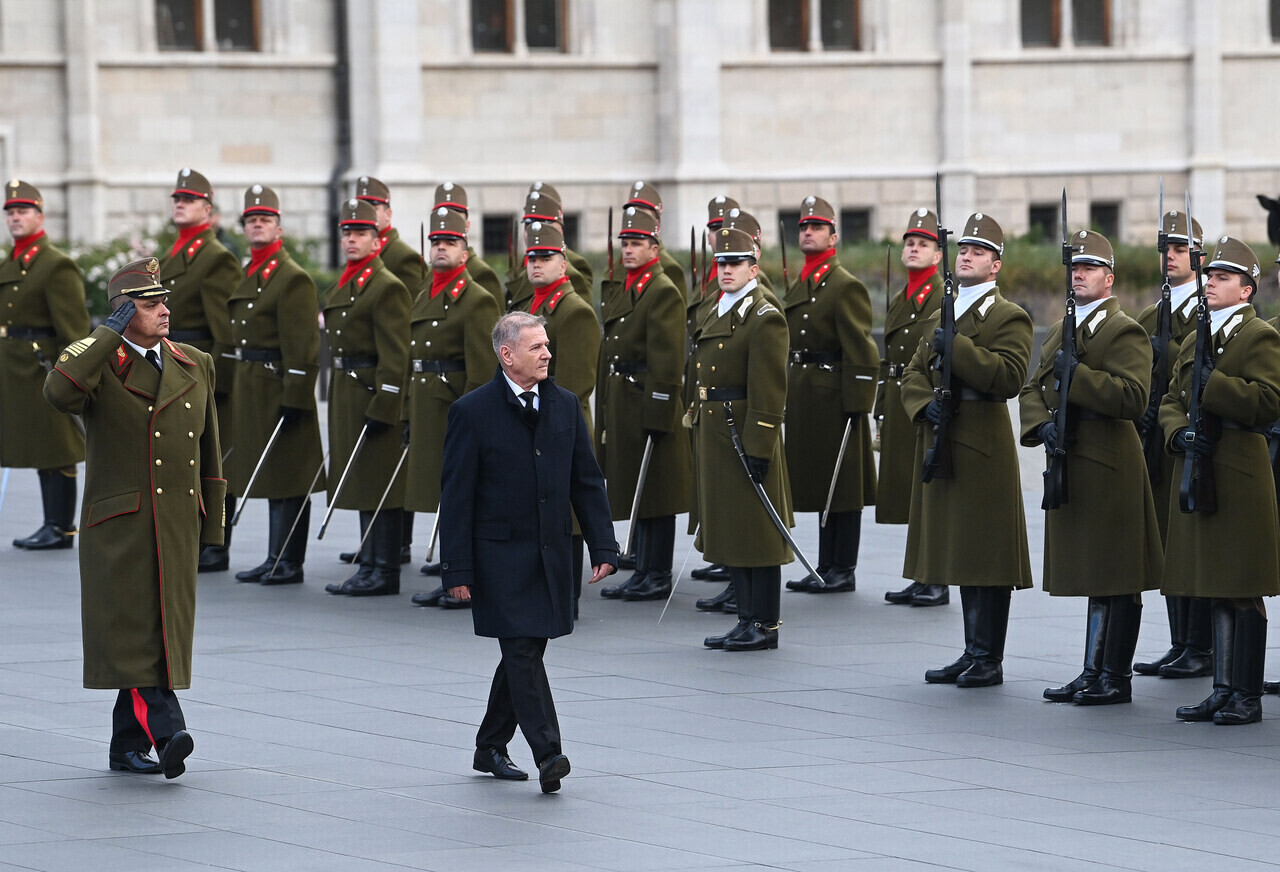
[412,359,465,373]
[332,355,378,370]
[1221,419,1269,435]
[608,361,647,375]
[1075,408,1113,422]
[790,350,841,365]
[168,329,213,342]
[699,387,747,401]
[0,326,55,340]
[886,363,906,378]
[957,387,1005,403]
[227,347,282,362]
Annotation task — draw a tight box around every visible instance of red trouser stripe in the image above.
[130,688,158,749]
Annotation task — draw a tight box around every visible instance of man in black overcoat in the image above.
[440,311,617,793]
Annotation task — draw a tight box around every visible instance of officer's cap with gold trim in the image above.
[712,227,758,263]
[725,208,762,245]
[523,190,563,223]
[707,195,739,227]
[434,181,468,213]
[799,195,836,227]
[959,212,1004,255]
[241,184,280,219]
[338,198,378,229]
[107,257,168,307]
[354,175,390,205]
[617,206,659,240]
[427,206,467,240]
[1207,236,1261,284]
[525,221,566,256]
[903,207,939,241]
[1161,210,1203,246]
[528,180,561,203]
[625,181,662,215]
[172,168,213,201]
[4,179,42,211]
[1070,229,1114,269]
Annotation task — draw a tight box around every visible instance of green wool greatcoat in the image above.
[465,248,503,302]
[322,258,411,510]
[1159,307,1280,599]
[506,256,591,312]
[900,288,1033,588]
[403,268,499,513]
[226,247,326,498]
[874,272,943,524]
[1018,298,1163,596]
[44,326,225,689]
[532,280,600,429]
[692,283,793,567]
[596,266,691,520]
[658,242,687,303]
[378,228,426,296]
[782,256,879,512]
[0,237,89,468]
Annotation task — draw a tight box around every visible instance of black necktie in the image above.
[145,350,162,372]
[520,391,538,427]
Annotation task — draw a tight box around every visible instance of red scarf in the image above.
[338,252,378,288]
[11,230,45,261]
[430,263,466,299]
[905,265,939,305]
[625,256,660,293]
[247,239,283,276]
[531,275,571,313]
[169,222,209,259]
[800,248,836,282]
[378,226,394,246]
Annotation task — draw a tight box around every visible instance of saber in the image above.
[229,416,286,526]
[268,451,328,579]
[317,422,370,539]
[723,402,821,581]
[350,444,410,557]
[820,417,853,529]
[657,522,700,625]
[424,507,441,562]
[622,435,654,557]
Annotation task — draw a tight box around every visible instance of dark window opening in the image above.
[482,214,518,259]
[215,0,258,51]
[769,0,808,51]
[1090,202,1120,240]
[562,213,580,251]
[472,0,512,52]
[156,0,200,51]
[1028,204,1060,242]
[1072,0,1110,46]
[821,0,859,51]
[1271,0,1280,41]
[526,0,564,51]
[779,211,802,247]
[840,208,872,244]
[1020,0,1060,47]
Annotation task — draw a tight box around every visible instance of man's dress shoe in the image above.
[538,753,571,793]
[473,747,528,780]
[109,750,161,774]
[159,730,194,779]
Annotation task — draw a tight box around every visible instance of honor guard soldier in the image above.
[1019,230,1163,705]
[695,227,793,651]
[881,209,946,605]
[2,180,89,550]
[900,213,1033,687]
[160,168,242,572]
[322,199,412,597]
[44,257,224,778]
[596,207,691,602]
[405,206,499,608]
[1160,237,1280,725]
[1132,211,1214,679]
[432,182,503,301]
[506,188,592,311]
[781,196,878,594]
[623,181,688,302]
[225,186,326,586]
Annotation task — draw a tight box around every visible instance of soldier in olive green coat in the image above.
[1,180,89,551]
[322,199,412,598]
[159,168,243,572]
[505,189,592,311]
[1019,230,1162,707]
[432,181,504,302]
[45,256,223,778]
[782,197,878,596]
[1159,238,1280,726]
[624,181,688,302]
[226,186,325,586]
[900,213,1033,689]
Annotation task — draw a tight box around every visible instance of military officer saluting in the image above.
[432,181,503,302]
[623,181,688,302]
[160,168,242,572]
[1019,230,1163,705]
[225,186,326,586]
[1160,237,1280,725]
[781,196,879,595]
[2,179,89,551]
[900,213,1033,688]
[322,199,412,597]
[881,209,946,605]
[404,206,499,609]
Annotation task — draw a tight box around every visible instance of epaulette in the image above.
[757,302,779,316]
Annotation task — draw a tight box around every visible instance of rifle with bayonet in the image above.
[1178,195,1217,513]
[920,173,956,482]
[779,219,790,288]
[1042,190,1073,510]
[1142,179,1173,484]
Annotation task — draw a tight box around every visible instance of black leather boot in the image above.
[705,568,751,648]
[886,581,925,604]
[725,566,781,651]
[696,583,736,612]
[400,511,414,564]
[1044,597,1109,702]
[1075,594,1142,705]
[261,497,307,585]
[13,468,78,550]
[235,498,279,583]
[1134,596,1185,675]
[198,495,234,572]
[926,585,977,683]
[1176,599,1235,721]
[326,511,374,594]
[623,516,674,601]
[1159,596,1212,678]
[815,509,858,592]
[910,584,950,606]
[692,563,730,581]
[956,586,1010,687]
[788,518,833,590]
[349,509,402,596]
[1214,603,1266,725]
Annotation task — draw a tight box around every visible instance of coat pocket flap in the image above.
[476,521,510,540]
[87,491,141,528]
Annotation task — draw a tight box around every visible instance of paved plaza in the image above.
[1,430,1280,871]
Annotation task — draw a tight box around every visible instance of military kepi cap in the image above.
[435,182,468,213]
[712,227,758,262]
[618,206,659,239]
[1207,236,1261,282]
[4,179,42,211]
[904,208,939,241]
[725,208,762,245]
[707,195,739,227]
[625,181,662,214]
[108,257,167,306]
[799,196,836,227]
[1162,210,1203,246]
[338,198,378,229]
[959,213,1004,255]
[427,206,467,240]
[242,184,280,218]
[525,221,566,255]
[528,180,561,203]
[523,190,562,223]
[173,168,213,201]
[354,176,390,204]
[1070,229,1114,268]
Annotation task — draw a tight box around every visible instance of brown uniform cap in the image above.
[354,175,390,204]
[904,208,939,241]
[626,181,662,215]
[338,198,378,229]
[173,168,213,201]
[1070,229,1114,268]
[523,190,563,223]
[107,257,167,307]
[528,180,561,203]
[959,212,1004,255]
[712,227,758,262]
[724,208,763,246]
[1161,210,1203,246]
[4,179,42,211]
[427,206,467,240]
[618,206,659,239]
[799,195,836,227]
[1207,236,1261,282]
[242,184,280,218]
[707,195,739,227]
[525,221,567,255]
[435,181,468,213]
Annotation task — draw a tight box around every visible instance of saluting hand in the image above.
[104,299,137,335]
